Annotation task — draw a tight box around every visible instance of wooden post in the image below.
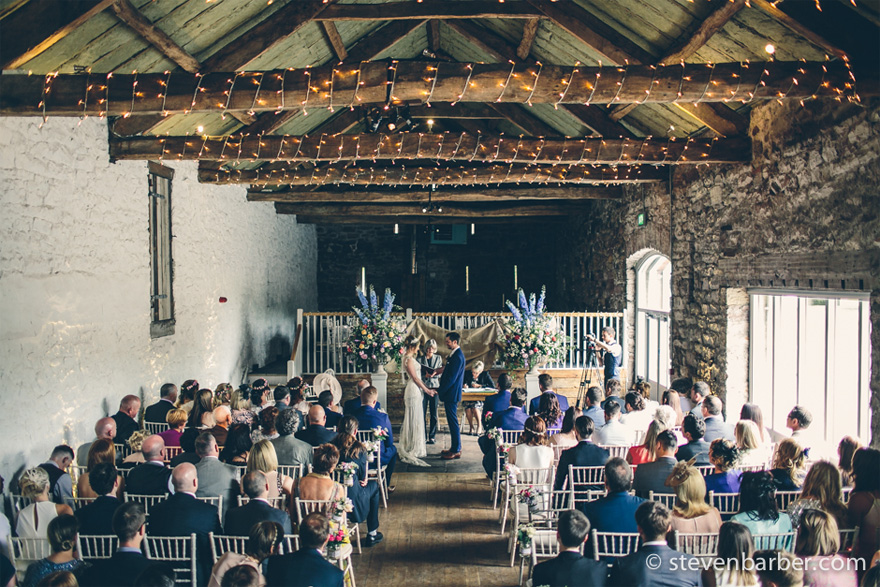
[289,309,304,380]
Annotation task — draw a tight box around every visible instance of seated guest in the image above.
[531,510,607,587]
[787,460,848,532]
[177,379,200,413]
[666,461,722,535]
[582,386,606,432]
[836,436,861,488]
[731,471,793,540]
[482,373,513,417]
[794,510,858,587]
[528,374,570,417]
[634,379,659,413]
[676,414,711,465]
[144,383,177,424]
[76,417,117,467]
[112,395,142,445]
[704,438,743,494]
[251,407,280,444]
[463,360,494,435]
[609,501,702,587]
[295,405,336,447]
[620,392,652,439]
[661,389,685,427]
[193,432,239,520]
[670,378,694,415]
[479,387,529,478]
[735,419,771,469]
[272,386,291,412]
[753,550,804,587]
[170,426,201,467]
[78,440,124,499]
[536,392,564,430]
[22,515,85,587]
[786,405,813,440]
[550,407,582,449]
[688,381,709,418]
[244,440,294,500]
[594,401,632,446]
[134,563,176,587]
[79,502,151,587]
[211,406,231,447]
[342,380,380,416]
[355,386,397,491]
[208,521,282,587]
[508,416,553,469]
[289,384,310,418]
[188,389,217,430]
[553,416,610,491]
[702,395,734,443]
[249,381,271,415]
[265,513,344,587]
[270,409,312,469]
[218,424,252,466]
[770,438,808,491]
[124,435,172,496]
[158,409,187,448]
[16,468,73,540]
[846,447,880,565]
[331,416,383,547]
[318,391,342,429]
[219,565,259,587]
[225,472,292,536]
[632,430,679,498]
[37,445,74,505]
[584,457,645,530]
[121,430,148,469]
[601,378,627,412]
[291,445,346,504]
[655,405,687,445]
[702,521,758,587]
[739,403,772,446]
[75,463,121,535]
[148,463,223,586]
[34,570,78,587]
[229,389,255,428]
[627,420,667,466]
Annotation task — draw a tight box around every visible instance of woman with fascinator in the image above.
[665,459,722,537]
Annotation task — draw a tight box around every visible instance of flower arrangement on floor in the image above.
[502,286,568,370]
[336,462,359,486]
[345,285,406,372]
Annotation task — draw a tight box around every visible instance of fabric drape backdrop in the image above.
[405,318,506,370]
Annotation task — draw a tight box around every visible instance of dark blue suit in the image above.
[324,409,342,429]
[79,550,151,587]
[341,451,380,532]
[355,405,397,485]
[75,495,120,535]
[295,424,337,447]
[147,492,222,586]
[532,550,608,587]
[583,491,645,532]
[479,406,529,477]
[609,543,703,586]
[553,441,610,491]
[266,549,344,587]
[675,440,711,465]
[342,397,380,416]
[528,391,571,418]
[483,389,511,415]
[632,456,678,498]
[437,346,466,453]
[143,399,175,424]
[224,499,292,536]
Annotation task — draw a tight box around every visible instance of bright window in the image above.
[635,253,671,391]
[750,291,871,444]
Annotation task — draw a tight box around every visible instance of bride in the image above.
[398,335,435,467]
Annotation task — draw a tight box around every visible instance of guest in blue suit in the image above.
[355,386,398,490]
[582,386,606,432]
[437,332,466,459]
[482,373,513,419]
[583,457,645,529]
[75,463,121,535]
[342,380,381,416]
[531,509,607,587]
[479,388,529,477]
[702,395,735,443]
[554,416,610,491]
[265,513,344,587]
[609,501,702,587]
[78,501,151,587]
[527,374,570,416]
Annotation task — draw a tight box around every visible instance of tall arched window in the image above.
[635,253,671,390]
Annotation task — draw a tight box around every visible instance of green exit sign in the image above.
[637,212,646,226]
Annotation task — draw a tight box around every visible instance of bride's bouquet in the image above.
[502,286,568,369]
[345,286,406,371]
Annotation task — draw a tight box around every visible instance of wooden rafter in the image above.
[487,103,560,137]
[516,18,541,60]
[198,161,666,186]
[272,201,594,218]
[110,134,749,164]
[320,21,348,62]
[247,185,622,202]
[427,20,441,53]
[109,0,200,73]
[313,1,543,21]
[287,213,562,224]
[1,0,115,70]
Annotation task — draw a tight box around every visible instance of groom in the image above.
[438,332,466,460]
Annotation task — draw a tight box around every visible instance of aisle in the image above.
[350,471,521,586]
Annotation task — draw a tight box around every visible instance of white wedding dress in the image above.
[398,356,431,467]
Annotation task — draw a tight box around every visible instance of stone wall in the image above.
[563,98,880,445]
[0,117,318,476]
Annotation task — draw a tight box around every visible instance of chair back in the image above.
[738,464,766,473]
[145,422,171,435]
[647,491,677,509]
[163,446,184,464]
[293,498,334,525]
[500,430,523,446]
[695,465,715,476]
[9,536,51,581]
[514,467,554,488]
[673,531,720,557]
[209,533,248,564]
[708,491,740,518]
[8,494,33,518]
[775,491,800,510]
[123,492,169,515]
[752,532,796,552]
[567,465,605,510]
[65,496,97,512]
[281,534,300,554]
[842,487,853,503]
[551,444,568,465]
[67,464,87,492]
[77,534,119,562]
[195,495,223,512]
[237,495,287,510]
[838,527,860,554]
[277,464,304,482]
[114,442,133,460]
[144,534,197,586]
[590,530,640,560]
[527,489,571,527]
[598,445,630,460]
[528,529,562,574]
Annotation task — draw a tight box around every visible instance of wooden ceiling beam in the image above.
[289,214,562,225]
[516,18,541,60]
[109,0,200,73]
[248,185,622,202]
[273,201,593,218]
[427,20,441,53]
[320,21,348,62]
[198,161,666,186]
[487,103,561,137]
[1,0,115,70]
[672,102,747,137]
[112,134,748,164]
[343,18,426,65]
[749,0,848,60]
[313,2,543,21]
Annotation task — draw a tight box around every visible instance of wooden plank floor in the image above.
[350,472,521,587]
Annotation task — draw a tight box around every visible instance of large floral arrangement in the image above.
[345,286,406,371]
[502,286,568,369]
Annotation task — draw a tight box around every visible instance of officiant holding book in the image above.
[419,339,443,445]
[437,332,466,460]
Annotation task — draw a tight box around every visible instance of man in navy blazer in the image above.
[79,501,151,587]
[583,458,645,530]
[702,395,735,443]
[582,386,606,432]
[532,510,607,587]
[143,383,177,424]
[479,388,529,477]
[527,374,570,416]
[355,386,398,489]
[147,463,222,586]
[111,395,142,445]
[125,435,172,495]
[75,463,121,535]
[295,405,337,446]
[342,380,381,415]
[482,373,513,416]
[437,332,466,459]
[554,416,610,491]
[266,513,344,587]
[609,501,702,587]
[632,430,679,498]
[224,471,292,535]
[675,414,711,465]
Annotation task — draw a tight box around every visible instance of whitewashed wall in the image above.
[0,117,317,477]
